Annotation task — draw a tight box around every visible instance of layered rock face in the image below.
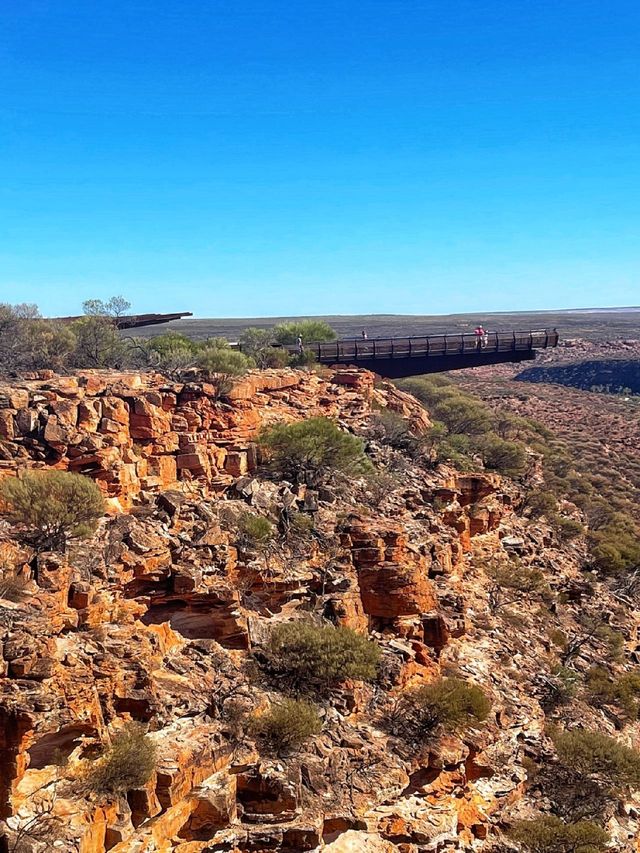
[0,367,638,852]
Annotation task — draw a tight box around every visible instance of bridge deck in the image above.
[286,328,559,378]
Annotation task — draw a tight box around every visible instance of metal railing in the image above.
[284,328,559,363]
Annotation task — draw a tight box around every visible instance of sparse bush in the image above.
[0,471,105,553]
[539,665,580,711]
[238,512,274,545]
[20,319,77,372]
[147,334,254,382]
[550,514,584,541]
[361,469,401,505]
[372,410,418,452]
[554,728,640,788]
[239,328,290,368]
[389,677,491,741]
[561,616,624,665]
[272,320,337,345]
[147,331,199,365]
[288,512,315,539]
[289,348,319,367]
[86,723,157,794]
[486,561,550,612]
[264,621,380,694]
[251,698,322,754]
[258,417,371,485]
[396,377,531,477]
[284,511,316,556]
[508,815,608,853]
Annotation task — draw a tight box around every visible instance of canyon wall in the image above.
[0,367,638,852]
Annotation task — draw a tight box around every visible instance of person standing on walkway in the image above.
[474,325,484,350]
[361,329,368,340]
[296,334,304,355]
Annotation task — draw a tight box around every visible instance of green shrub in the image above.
[524,489,557,519]
[238,512,274,545]
[264,622,380,694]
[477,433,527,476]
[554,728,640,788]
[87,723,157,794]
[586,667,640,720]
[0,303,78,374]
[0,471,105,552]
[589,520,640,575]
[508,815,608,853]
[197,344,253,376]
[147,332,200,358]
[431,396,493,436]
[20,319,77,372]
[258,417,371,485]
[288,512,315,538]
[390,677,491,741]
[290,349,319,367]
[272,320,337,345]
[251,698,322,754]
[71,316,128,368]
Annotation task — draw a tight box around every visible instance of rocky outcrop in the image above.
[0,366,638,851]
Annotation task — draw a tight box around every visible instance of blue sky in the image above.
[1,0,638,317]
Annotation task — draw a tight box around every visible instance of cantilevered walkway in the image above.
[288,329,559,378]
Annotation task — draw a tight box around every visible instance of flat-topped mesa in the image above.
[0,367,425,510]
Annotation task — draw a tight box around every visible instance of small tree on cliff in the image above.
[0,471,105,553]
[258,417,371,486]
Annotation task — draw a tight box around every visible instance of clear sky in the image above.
[1,1,639,318]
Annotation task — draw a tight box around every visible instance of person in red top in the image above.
[474,325,485,349]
